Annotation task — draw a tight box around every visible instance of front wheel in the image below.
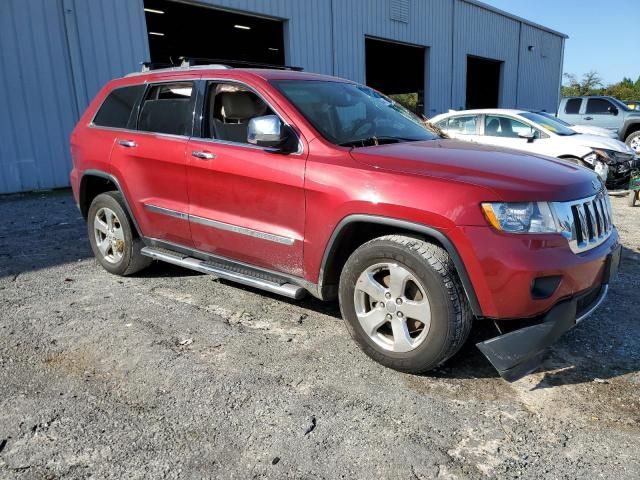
[338,235,473,373]
[625,131,640,156]
[87,192,151,276]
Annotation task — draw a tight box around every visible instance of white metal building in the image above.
[0,0,567,194]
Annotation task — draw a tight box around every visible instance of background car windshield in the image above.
[609,97,631,111]
[272,80,438,146]
[534,111,574,127]
[520,112,577,136]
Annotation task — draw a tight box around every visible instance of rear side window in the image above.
[586,98,614,114]
[564,98,582,114]
[93,85,145,128]
[441,115,478,135]
[138,82,195,136]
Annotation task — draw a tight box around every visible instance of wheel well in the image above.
[79,175,118,219]
[320,221,443,299]
[623,123,640,140]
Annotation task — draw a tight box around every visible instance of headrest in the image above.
[220,91,263,120]
[486,119,499,133]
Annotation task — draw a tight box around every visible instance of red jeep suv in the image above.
[70,64,621,381]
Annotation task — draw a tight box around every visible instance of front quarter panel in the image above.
[302,140,495,284]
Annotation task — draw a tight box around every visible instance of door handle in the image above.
[118,139,137,148]
[584,116,593,121]
[192,150,216,160]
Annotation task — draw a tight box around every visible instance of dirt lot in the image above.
[0,190,638,479]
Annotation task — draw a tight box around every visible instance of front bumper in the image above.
[476,243,621,382]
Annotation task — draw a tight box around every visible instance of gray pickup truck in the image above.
[558,96,640,155]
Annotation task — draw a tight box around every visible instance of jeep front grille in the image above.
[553,191,614,254]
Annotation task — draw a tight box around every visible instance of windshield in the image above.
[533,110,574,127]
[271,80,438,147]
[609,97,631,111]
[519,111,577,136]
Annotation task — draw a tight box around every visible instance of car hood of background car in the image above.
[570,125,617,138]
[349,139,600,201]
[561,133,635,155]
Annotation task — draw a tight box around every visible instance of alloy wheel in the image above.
[93,207,125,264]
[353,262,431,353]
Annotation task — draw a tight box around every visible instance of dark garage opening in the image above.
[465,56,502,109]
[144,0,285,66]
[365,37,426,114]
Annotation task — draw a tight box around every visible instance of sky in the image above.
[482,0,639,85]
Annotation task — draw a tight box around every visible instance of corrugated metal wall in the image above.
[0,0,565,194]
[0,0,78,193]
[452,0,520,110]
[331,0,453,116]
[517,23,565,111]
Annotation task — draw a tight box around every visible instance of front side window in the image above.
[484,115,535,138]
[586,98,614,115]
[93,85,145,129]
[203,82,277,145]
[138,82,195,135]
[564,98,582,114]
[271,80,437,147]
[441,115,478,135]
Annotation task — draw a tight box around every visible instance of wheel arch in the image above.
[318,215,482,316]
[79,170,143,237]
[622,121,640,141]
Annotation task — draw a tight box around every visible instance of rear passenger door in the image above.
[109,79,196,247]
[561,98,583,125]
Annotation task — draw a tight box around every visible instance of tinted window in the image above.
[138,82,195,135]
[93,85,144,128]
[484,115,535,138]
[586,98,614,114]
[442,115,478,135]
[204,82,276,145]
[564,98,582,114]
[520,112,576,136]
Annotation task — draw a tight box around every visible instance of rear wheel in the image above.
[338,235,473,373]
[87,192,151,275]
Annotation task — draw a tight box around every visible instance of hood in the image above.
[563,133,635,156]
[571,124,617,138]
[349,139,600,202]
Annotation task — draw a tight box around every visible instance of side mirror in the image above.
[518,132,536,143]
[248,115,296,152]
[607,105,618,115]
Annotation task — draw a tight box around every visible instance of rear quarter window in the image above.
[92,85,145,129]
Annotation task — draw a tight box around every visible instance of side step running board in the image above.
[141,247,306,299]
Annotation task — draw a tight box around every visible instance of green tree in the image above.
[561,71,640,101]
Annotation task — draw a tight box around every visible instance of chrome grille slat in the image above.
[552,190,614,254]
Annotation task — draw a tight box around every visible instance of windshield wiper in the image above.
[339,136,418,147]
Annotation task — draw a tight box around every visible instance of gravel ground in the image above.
[0,189,638,479]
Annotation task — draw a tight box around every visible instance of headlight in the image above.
[583,152,597,165]
[481,202,558,233]
[591,148,617,164]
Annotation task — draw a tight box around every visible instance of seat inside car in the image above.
[211,90,268,143]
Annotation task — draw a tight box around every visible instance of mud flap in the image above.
[476,299,577,382]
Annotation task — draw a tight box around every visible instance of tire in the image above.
[338,234,473,374]
[87,192,151,276]
[629,190,639,207]
[625,130,640,156]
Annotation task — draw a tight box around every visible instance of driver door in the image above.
[185,80,307,277]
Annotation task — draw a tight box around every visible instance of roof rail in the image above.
[127,58,304,77]
[179,57,303,71]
